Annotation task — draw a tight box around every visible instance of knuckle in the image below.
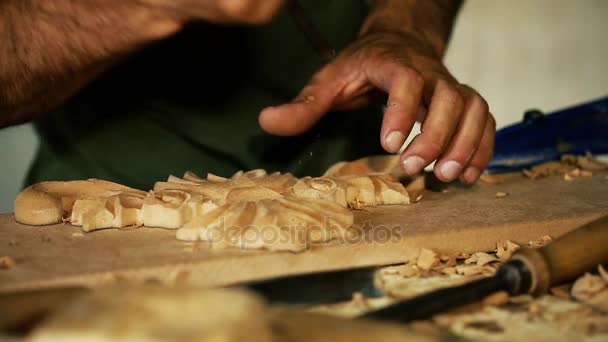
[422,137,445,157]
[400,67,424,89]
[441,85,465,113]
[469,93,490,116]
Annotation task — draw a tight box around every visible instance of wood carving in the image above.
[14,179,146,226]
[176,196,354,252]
[14,156,412,251]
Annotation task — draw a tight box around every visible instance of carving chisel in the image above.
[361,214,608,322]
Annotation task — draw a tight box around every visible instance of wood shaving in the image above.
[599,265,608,283]
[495,192,508,198]
[457,252,471,260]
[564,173,575,182]
[464,252,498,266]
[528,301,542,319]
[439,254,457,267]
[529,235,552,248]
[480,173,505,184]
[571,268,608,313]
[71,232,84,238]
[550,285,571,300]
[397,264,421,278]
[455,264,495,276]
[405,176,425,203]
[523,161,573,180]
[417,248,439,271]
[474,252,499,266]
[509,295,534,305]
[562,153,608,171]
[351,292,369,308]
[483,291,509,306]
[496,240,520,262]
[0,256,15,269]
[441,267,457,276]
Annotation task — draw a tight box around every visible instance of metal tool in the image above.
[488,96,608,173]
[287,0,336,62]
[361,214,608,322]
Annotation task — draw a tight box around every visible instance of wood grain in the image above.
[1,173,606,293]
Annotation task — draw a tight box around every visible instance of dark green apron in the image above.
[27,0,384,190]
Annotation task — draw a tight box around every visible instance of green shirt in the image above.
[27,0,384,190]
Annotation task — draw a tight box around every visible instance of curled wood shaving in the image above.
[405,176,425,203]
[529,235,552,248]
[464,252,498,266]
[417,248,439,271]
[495,192,508,198]
[496,240,520,262]
[0,256,15,269]
[571,268,608,313]
[455,264,495,276]
[480,173,504,184]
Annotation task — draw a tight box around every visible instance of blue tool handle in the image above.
[488,96,608,173]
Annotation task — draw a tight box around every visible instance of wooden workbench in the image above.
[1,172,607,293]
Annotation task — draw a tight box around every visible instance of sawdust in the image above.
[529,235,552,248]
[0,256,15,269]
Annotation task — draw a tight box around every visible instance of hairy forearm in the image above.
[0,0,180,127]
[361,0,464,58]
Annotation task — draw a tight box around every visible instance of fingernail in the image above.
[402,156,426,175]
[463,166,481,183]
[439,160,463,180]
[384,131,405,152]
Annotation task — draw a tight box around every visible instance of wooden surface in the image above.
[1,173,607,293]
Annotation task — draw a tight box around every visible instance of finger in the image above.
[218,0,285,24]
[259,65,342,136]
[400,80,464,176]
[333,89,385,111]
[461,114,496,183]
[364,64,424,153]
[434,87,489,182]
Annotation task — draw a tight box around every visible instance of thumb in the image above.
[259,65,343,136]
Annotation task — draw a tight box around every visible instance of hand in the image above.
[259,31,495,183]
[140,0,285,25]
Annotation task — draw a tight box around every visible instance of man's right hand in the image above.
[141,0,286,25]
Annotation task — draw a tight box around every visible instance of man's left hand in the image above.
[259,31,495,184]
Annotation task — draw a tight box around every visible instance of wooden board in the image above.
[1,173,607,293]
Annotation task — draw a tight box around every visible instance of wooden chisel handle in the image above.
[512,214,608,295]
